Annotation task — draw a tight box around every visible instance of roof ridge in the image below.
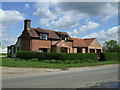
[84,38,96,40]
[72,38,83,40]
[34,27,67,33]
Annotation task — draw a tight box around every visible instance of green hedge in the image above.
[104,52,119,61]
[16,51,98,62]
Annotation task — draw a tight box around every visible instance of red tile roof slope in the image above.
[72,38,96,47]
[72,38,86,47]
[27,27,73,40]
[84,38,96,46]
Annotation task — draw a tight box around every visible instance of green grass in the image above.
[1,57,119,69]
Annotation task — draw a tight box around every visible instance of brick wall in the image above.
[20,31,31,51]
[31,40,51,52]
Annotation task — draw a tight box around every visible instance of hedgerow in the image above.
[104,52,119,61]
[16,51,98,63]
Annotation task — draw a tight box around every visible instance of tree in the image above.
[103,40,120,52]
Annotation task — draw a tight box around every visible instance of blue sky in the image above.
[0,1,119,52]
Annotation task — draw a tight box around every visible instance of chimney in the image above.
[24,19,31,30]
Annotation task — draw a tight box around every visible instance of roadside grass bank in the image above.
[1,57,118,69]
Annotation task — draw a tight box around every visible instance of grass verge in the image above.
[1,57,118,69]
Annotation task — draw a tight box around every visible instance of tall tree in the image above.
[103,40,120,52]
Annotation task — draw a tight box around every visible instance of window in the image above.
[61,35,67,41]
[40,33,48,40]
[13,47,16,53]
[60,47,67,53]
[39,48,48,52]
[17,47,19,51]
[77,48,82,53]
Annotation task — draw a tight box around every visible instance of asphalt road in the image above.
[2,64,118,88]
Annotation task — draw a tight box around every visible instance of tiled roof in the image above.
[84,38,96,46]
[72,38,96,47]
[72,38,86,47]
[27,27,72,40]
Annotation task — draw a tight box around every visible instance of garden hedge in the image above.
[16,51,98,62]
[104,52,119,61]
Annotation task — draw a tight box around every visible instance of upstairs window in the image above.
[61,35,67,41]
[40,33,48,40]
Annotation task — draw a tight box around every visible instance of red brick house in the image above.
[7,19,102,57]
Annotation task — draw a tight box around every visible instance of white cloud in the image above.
[34,2,57,20]
[82,26,119,45]
[0,9,24,27]
[68,21,100,37]
[54,2,118,20]
[0,9,25,47]
[25,3,29,9]
[80,21,100,32]
[33,2,118,29]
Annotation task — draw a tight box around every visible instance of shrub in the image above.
[16,51,39,60]
[104,52,118,61]
[99,53,105,61]
[64,60,71,64]
[74,60,81,63]
[44,60,50,63]
[50,60,57,63]
[86,59,94,63]
[31,58,39,62]
[16,51,98,63]
[61,53,98,62]
[57,60,63,64]
[99,52,119,61]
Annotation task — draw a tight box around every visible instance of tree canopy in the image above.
[103,40,120,52]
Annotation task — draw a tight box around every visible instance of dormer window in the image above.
[61,35,67,41]
[40,33,48,40]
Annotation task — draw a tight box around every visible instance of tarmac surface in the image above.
[2,64,118,88]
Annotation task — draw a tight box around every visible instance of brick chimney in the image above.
[24,19,31,30]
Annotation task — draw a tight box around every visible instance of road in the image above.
[2,64,118,88]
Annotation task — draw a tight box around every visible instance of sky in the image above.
[0,1,119,53]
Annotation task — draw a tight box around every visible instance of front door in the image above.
[60,47,67,53]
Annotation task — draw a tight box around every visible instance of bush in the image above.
[99,52,119,61]
[16,51,98,63]
[99,53,105,61]
[16,51,40,60]
[31,58,39,62]
[43,60,50,63]
[104,52,118,61]
[61,53,98,62]
[50,60,57,63]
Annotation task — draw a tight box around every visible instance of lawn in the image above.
[1,57,118,69]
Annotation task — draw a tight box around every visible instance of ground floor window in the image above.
[60,47,67,53]
[77,48,82,53]
[39,48,48,52]
[13,47,16,53]
[90,49,95,53]
[97,49,101,53]
[17,47,19,51]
